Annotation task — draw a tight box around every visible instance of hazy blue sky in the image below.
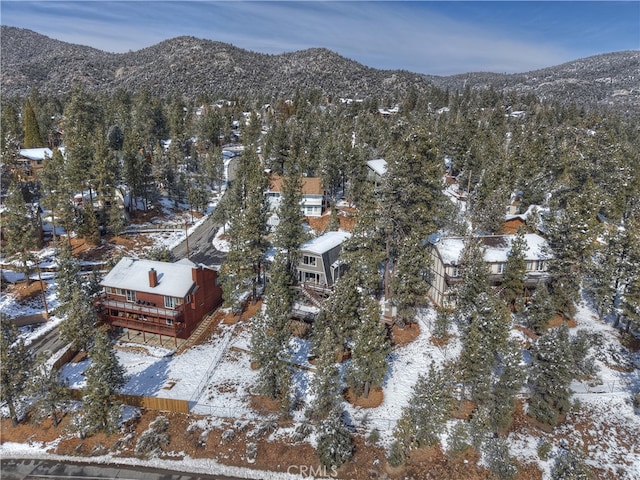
[2,1,638,75]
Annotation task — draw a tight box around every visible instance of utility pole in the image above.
[184,221,190,258]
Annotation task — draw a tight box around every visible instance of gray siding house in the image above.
[297,231,351,287]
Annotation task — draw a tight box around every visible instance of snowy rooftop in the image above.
[300,231,351,255]
[434,233,551,265]
[100,257,197,298]
[19,147,65,161]
[366,158,388,176]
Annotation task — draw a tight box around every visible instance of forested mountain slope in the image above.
[2,26,638,117]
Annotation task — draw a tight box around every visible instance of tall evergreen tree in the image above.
[455,237,491,321]
[3,180,39,284]
[393,362,451,455]
[55,243,81,307]
[250,252,292,407]
[524,284,555,335]
[309,326,342,420]
[502,229,528,311]
[221,146,269,307]
[273,171,307,274]
[0,316,35,425]
[28,357,69,428]
[59,286,97,352]
[344,296,390,398]
[528,325,575,426]
[381,127,448,323]
[81,329,126,435]
[316,406,353,469]
[23,98,43,148]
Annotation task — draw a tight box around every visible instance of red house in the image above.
[94,257,222,346]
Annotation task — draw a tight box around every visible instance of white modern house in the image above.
[265,174,327,227]
[427,233,553,308]
[366,158,388,189]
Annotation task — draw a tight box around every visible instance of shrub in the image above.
[135,416,170,458]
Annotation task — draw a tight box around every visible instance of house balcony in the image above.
[94,294,186,336]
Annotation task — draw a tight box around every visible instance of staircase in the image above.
[177,311,219,353]
[299,284,324,308]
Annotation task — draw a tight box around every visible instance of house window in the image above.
[496,263,506,274]
[185,294,191,304]
[164,296,176,309]
[303,255,317,266]
[166,319,173,326]
[126,290,136,302]
[537,261,546,271]
[451,266,461,277]
[526,261,535,271]
[301,271,320,283]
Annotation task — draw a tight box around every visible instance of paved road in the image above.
[172,216,226,268]
[0,459,245,480]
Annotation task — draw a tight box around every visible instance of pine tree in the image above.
[321,271,362,347]
[340,188,385,295]
[0,316,35,425]
[39,148,68,246]
[316,406,353,469]
[107,199,127,237]
[502,229,528,312]
[455,237,491,321]
[55,243,81,307]
[393,362,451,453]
[551,446,593,480]
[250,252,292,407]
[78,205,101,245]
[3,180,39,284]
[309,326,342,420]
[59,286,97,352]
[457,293,511,406]
[23,98,43,148]
[485,340,525,433]
[528,325,574,426]
[28,357,69,428]
[324,206,341,233]
[221,146,269,307]
[483,437,518,480]
[345,296,390,398]
[81,329,126,435]
[524,284,555,335]
[273,171,307,273]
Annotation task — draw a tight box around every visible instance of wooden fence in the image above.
[67,389,189,414]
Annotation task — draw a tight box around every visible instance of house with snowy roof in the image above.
[94,257,223,346]
[427,233,552,308]
[297,231,351,288]
[366,158,388,190]
[265,174,327,227]
[18,147,65,178]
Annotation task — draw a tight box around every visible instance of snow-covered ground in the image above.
[2,194,639,479]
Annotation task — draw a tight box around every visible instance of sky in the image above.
[1,1,639,76]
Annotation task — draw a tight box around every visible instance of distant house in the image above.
[18,147,65,179]
[297,231,351,288]
[366,159,388,189]
[94,257,223,346]
[265,174,327,227]
[427,233,552,308]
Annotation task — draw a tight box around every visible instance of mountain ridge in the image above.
[2,26,638,114]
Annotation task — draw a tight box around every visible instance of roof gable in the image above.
[301,231,351,255]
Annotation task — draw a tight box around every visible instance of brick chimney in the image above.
[148,268,158,288]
